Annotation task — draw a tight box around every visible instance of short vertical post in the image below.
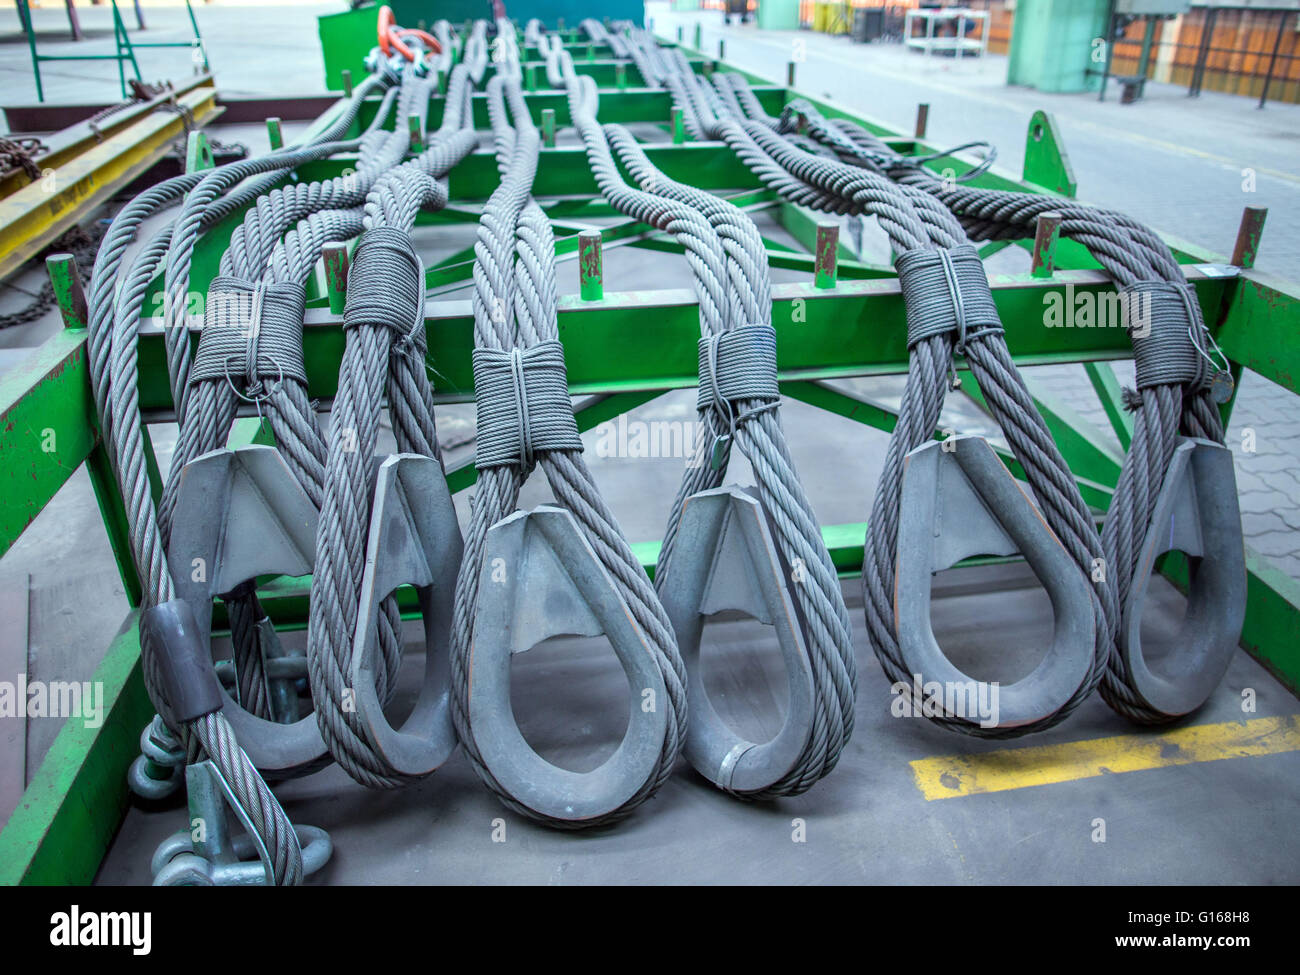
[1135,16,1157,99]
[719,39,726,61]
[586,42,594,61]
[541,108,556,147]
[671,106,685,144]
[1259,14,1287,109]
[814,223,839,290]
[1031,212,1062,279]
[45,254,89,330]
[615,62,627,90]
[677,25,683,43]
[408,113,424,153]
[579,231,603,301]
[1230,207,1268,270]
[787,61,796,88]
[266,116,283,151]
[694,23,702,50]
[341,68,353,98]
[525,62,537,91]
[322,243,350,316]
[65,0,84,41]
[914,103,929,139]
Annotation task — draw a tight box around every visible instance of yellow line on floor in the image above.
[910,715,1300,800]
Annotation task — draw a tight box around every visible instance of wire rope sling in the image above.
[445,25,688,829]
[646,46,1114,737]
[805,107,1247,724]
[541,35,857,797]
[85,13,481,883]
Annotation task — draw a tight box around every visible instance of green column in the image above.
[1007,0,1110,94]
[758,0,800,31]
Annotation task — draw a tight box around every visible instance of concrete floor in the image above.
[98,570,1300,885]
[0,3,1296,883]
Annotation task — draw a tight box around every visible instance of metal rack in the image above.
[0,26,1296,883]
[903,7,991,58]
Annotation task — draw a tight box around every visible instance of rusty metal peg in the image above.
[349,454,463,777]
[658,486,815,793]
[168,446,328,774]
[469,505,669,822]
[1121,438,1246,717]
[895,437,1096,729]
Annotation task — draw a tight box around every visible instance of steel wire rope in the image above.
[805,109,1230,724]
[445,36,687,827]
[300,51,480,787]
[555,45,859,794]
[653,53,1115,737]
[81,72,389,885]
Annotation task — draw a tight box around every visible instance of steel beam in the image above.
[0,86,221,283]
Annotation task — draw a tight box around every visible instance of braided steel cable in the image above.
[545,42,857,795]
[446,57,687,828]
[580,18,629,59]
[84,72,391,884]
[151,74,431,726]
[815,110,1232,724]
[303,69,479,788]
[668,62,1115,737]
[600,138,857,796]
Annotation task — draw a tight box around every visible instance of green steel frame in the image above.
[18,0,209,104]
[1,37,1298,884]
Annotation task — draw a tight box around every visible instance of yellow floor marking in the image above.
[911,715,1300,800]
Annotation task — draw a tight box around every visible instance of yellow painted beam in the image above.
[0,86,221,282]
[0,76,215,199]
[911,715,1300,800]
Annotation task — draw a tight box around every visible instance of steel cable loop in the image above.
[152,77,424,740]
[580,17,629,59]
[445,62,687,828]
[589,113,857,796]
[185,65,472,745]
[84,70,390,884]
[432,19,456,77]
[156,70,392,418]
[673,67,1117,735]
[817,108,1231,724]
[299,65,477,787]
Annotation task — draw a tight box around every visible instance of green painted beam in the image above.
[0,616,151,885]
[1083,361,1135,450]
[121,268,1233,413]
[1217,270,1300,395]
[0,332,97,559]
